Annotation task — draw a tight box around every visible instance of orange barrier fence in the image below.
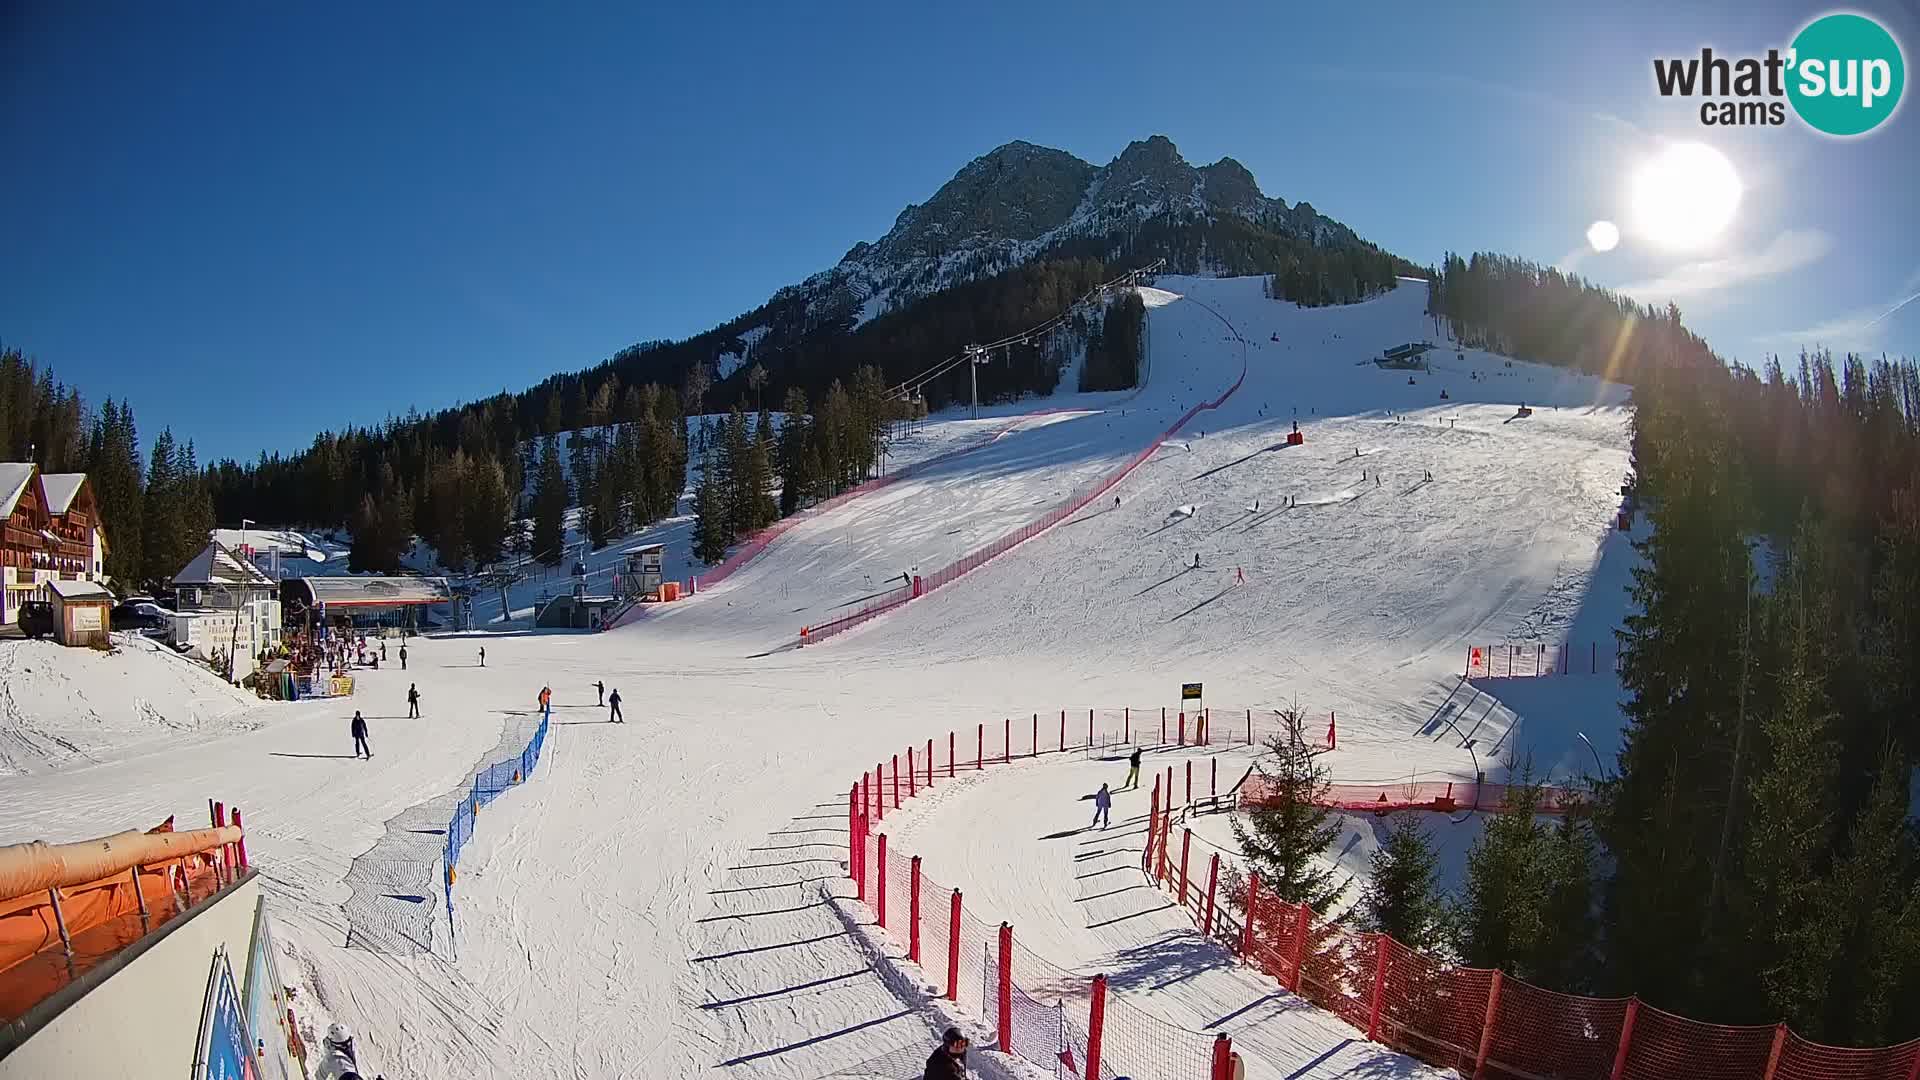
[1466,641,1622,679]
[1240,775,1584,816]
[0,802,251,1026]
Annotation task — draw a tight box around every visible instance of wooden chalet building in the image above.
[1,463,109,628]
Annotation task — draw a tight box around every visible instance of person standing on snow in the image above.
[478,646,485,667]
[1092,783,1113,829]
[379,640,386,662]
[398,643,408,671]
[350,711,371,759]
[1123,746,1142,790]
[315,1022,364,1080]
[406,684,420,719]
[595,680,605,706]
[1193,552,1201,570]
[608,688,623,724]
[538,685,552,721]
[923,1027,968,1080]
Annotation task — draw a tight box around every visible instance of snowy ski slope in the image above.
[0,276,1635,1079]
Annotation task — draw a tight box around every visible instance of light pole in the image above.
[1576,732,1607,780]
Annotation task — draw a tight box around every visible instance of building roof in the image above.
[47,578,112,601]
[38,473,87,514]
[0,463,34,519]
[295,575,453,608]
[173,541,277,589]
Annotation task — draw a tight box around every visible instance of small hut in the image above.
[47,578,112,648]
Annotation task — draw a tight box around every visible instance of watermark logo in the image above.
[1652,11,1905,136]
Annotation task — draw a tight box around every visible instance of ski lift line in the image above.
[880,259,1166,402]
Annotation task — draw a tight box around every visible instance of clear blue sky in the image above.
[4,1,1916,462]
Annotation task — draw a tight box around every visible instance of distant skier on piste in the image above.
[1092,783,1112,829]
[595,680,605,706]
[608,688,623,724]
[351,711,370,759]
[1123,746,1142,789]
[406,683,420,719]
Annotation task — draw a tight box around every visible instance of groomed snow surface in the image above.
[0,276,1635,1079]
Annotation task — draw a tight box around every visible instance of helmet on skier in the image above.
[327,1022,354,1046]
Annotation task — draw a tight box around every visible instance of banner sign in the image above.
[1181,682,1203,701]
[195,946,258,1080]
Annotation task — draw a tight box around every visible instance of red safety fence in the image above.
[1239,775,1584,816]
[1142,829,1920,1080]
[849,714,1235,1079]
[802,297,1252,646]
[1465,641,1623,679]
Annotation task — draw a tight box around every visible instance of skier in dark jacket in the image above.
[595,680,605,706]
[351,712,371,759]
[1124,746,1142,789]
[398,643,408,670]
[923,1028,967,1080]
[406,684,420,719]
[608,688,623,724]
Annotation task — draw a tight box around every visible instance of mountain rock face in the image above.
[766,134,1370,337]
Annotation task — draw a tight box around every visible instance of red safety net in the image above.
[1239,774,1582,815]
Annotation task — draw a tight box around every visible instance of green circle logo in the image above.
[1787,13,1905,136]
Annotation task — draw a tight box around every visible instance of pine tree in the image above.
[777,387,811,516]
[141,428,181,583]
[690,457,730,565]
[746,411,778,530]
[1361,812,1446,949]
[1820,744,1919,1044]
[1456,771,1596,986]
[1230,707,1344,912]
[722,406,750,538]
[464,452,512,569]
[532,436,567,566]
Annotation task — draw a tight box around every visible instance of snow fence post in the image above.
[1211,1033,1233,1080]
[907,746,916,798]
[1178,710,1186,746]
[1204,853,1220,936]
[1157,804,1173,884]
[1186,760,1193,808]
[1145,780,1160,873]
[946,890,962,1000]
[1087,708,1093,750]
[1473,970,1503,1079]
[1288,903,1311,991]
[996,923,1014,1054]
[926,739,934,787]
[1004,717,1010,763]
[1246,708,1252,745]
[1180,829,1196,911]
[1608,998,1640,1080]
[1240,875,1259,958]
[1201,707,1209,745]
[949,732,955,778]
[1058,709,1064,753]
[1367,934,1389,1041]
[909,856,922,964]
[891,754,900,809]
[876,834,888,928]
[1160,707,1166,746]
[1031,712,1038,757]
[1124,707,1130,743]
[1761,1025,1789,1080]
[875,764,884,821]
[977,724,983,770]
[1211,757,1218,801]
[850,785,864,901]
[1085,974,1107,1080]
[232,807,248,871]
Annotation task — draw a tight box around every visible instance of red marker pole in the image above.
[876,833,889,928]
[909,856,922,963]
[946,890,962,1000]
[907,747,916,798]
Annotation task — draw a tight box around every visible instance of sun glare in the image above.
[1629,141,1742,251]
[1587,220,1620,252]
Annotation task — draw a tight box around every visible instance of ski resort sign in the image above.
[1181,682,1202,702]
[1651,12,1905,136]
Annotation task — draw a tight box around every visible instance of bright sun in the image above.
[1630,141,1743,251]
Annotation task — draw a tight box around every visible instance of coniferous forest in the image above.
[1418,252,1920,1043]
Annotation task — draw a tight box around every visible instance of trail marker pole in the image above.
[1609,999,1640,1080]
[946,890,962,1000]
[1203,853,1220,934]
[907,747,916,798]
[1085,975,1108,1080]
[909,856,922,963]
[1179,829,1192,908]
[949,732,955,778]
[876,834,888,928]
[1473,971,1504,1079]
[997,924,1014,1053]
[1241,875,1259,957]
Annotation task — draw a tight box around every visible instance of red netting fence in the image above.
[1464,641,1624,679]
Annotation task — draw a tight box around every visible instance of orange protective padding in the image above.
[0,858,224,1022]
[0,825,241,901]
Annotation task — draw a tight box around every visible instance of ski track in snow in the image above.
[0,277,1636,1079]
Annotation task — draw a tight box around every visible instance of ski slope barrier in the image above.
[800,296,1251,646]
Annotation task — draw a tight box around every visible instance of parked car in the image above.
[17,601,54,639]
[111,600,175,632]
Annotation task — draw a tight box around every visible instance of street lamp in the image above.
[1576,732,1607,780]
